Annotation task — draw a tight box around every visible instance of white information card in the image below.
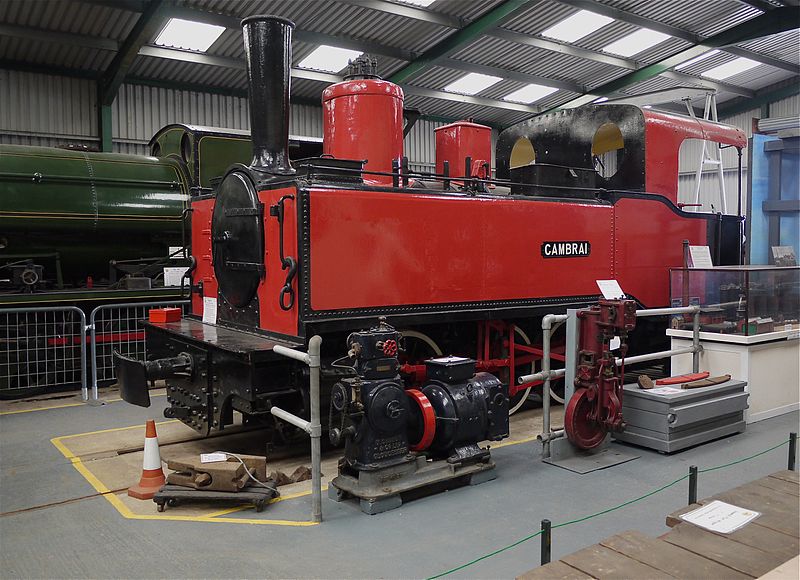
[680,500,760,534]
[596,279,625,300]
[202,297,218,325]
[688,245,714,268]
[163,266,190,287]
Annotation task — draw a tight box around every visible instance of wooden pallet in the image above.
[519,471,799,579]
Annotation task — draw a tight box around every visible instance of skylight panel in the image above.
[674,49,720,70]
[444,73,502,96]
[541,10,614,43]
[297,46,363,73]
[154,18,225,52]
[701,57,760,80]
[155,18,225,52]
[602,29,671,57]
[502,84,558,104]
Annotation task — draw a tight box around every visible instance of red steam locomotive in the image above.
[116,15,745,438]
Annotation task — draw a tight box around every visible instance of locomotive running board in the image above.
[543,435,638,475]
[329,455,497,515]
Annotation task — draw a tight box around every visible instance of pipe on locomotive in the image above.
[241,15,296,175]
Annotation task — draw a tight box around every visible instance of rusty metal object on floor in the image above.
[165,454,267,492]
[269,471,293,487]
[290,466,312,483]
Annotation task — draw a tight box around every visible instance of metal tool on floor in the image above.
[165,453,269,492]
[153,484,278,512]
[154,452,279,512]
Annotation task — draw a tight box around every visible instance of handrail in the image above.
[270,335,323,523]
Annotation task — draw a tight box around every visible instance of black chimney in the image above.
[241,15,295,175]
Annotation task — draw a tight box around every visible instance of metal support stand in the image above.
[543,435,638,474]
[540,519,551,565]
[689,465,698,504]
[789,432,797,472]
[271,336,323,523]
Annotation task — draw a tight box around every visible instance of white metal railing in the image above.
[271,336,323,523]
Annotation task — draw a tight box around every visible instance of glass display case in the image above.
[669,266,800,336]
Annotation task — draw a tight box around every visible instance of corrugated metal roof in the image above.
[593,0,764,38]
[0,0,796,129]
[0,0,137,39]
[738,29,800,66]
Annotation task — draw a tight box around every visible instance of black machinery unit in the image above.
[328,318,509,514]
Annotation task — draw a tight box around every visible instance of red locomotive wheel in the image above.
[406,389,436,452]
[564,388,606,450]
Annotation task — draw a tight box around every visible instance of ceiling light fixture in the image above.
[399,0,437,6]
[502,84,558,104]
[701,57,760,80]
[602,29,670,57]
[443,73,502,95]
[541,10,614,43]
[297,45,363,73]
[154,18,225,52]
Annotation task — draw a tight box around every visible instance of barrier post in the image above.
[688,465,698,504]
[540,519,552,565]
[789,432,797,472]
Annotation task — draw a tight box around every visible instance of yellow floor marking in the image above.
[0,393,166,416]
[203,486,331,518]
[50,419,541,527]
[56,419,179,441]
[1,401,86,415]
[51,429,319,527]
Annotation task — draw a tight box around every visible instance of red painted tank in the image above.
[435,120,492,181]
[322,73,404,186]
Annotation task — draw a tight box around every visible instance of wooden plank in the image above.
[769,470,799,485]
[661,522,779,577]
[600,530,751,580]
[713,485,799,537]
[753,475,800,497]
[517,560,595,580]
[666,501,799,560]
[561,544,673,580]
[759,555,800,580]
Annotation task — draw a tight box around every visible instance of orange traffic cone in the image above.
[128,419,166,500]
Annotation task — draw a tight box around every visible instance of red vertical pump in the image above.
[565,299,637,449]
[322,56,404,185]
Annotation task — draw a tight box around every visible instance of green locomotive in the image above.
[0,124,320,396]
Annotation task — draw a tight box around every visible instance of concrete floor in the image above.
[1,393,797,579]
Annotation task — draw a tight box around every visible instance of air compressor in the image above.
[328,318,509,514]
